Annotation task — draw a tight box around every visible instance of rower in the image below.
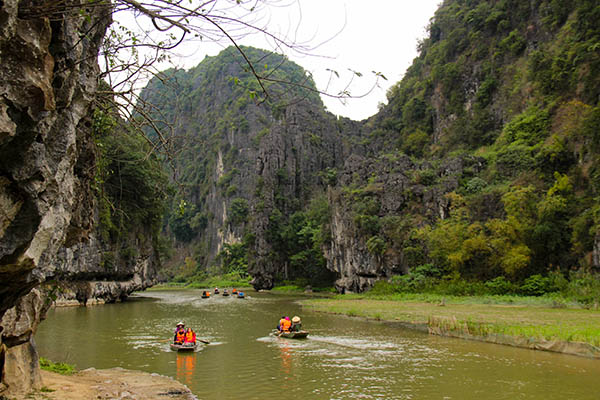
[174,322,186,344]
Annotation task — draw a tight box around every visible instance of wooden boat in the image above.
[272,330,309,339]
[170,343,198,352]
[201,291,210,298]
[214,288,220,294]
[222,290,230,296]
[237,292,245,298]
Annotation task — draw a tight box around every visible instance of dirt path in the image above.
[20,368,196,400]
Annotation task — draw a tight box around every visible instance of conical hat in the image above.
[292,316,301,323]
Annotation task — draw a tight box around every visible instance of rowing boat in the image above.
[271,330,309,339]
[170,343,198,352]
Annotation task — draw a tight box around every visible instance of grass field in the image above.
[302,296,600,347]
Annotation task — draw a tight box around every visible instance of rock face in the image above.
[52,231,159,305]
[0,0,111,395]
[139,48,365,290]
[0,0,110,314]
[248,104,360,289]
[325,154,485,292]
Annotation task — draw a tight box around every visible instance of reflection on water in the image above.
[177,353,196,386]
[35,290,600,400]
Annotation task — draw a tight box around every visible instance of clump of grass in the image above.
[271,285,304,293]
[40,386,55,392]
[39,357,75,375]
[346,308,359,317]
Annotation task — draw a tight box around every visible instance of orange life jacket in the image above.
[185,330,195,343]
[281,318,291,332]
[175,329,185,343]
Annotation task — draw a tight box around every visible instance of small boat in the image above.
[271,330,309,339]
[170,343,198,352]
[222,289,230,296]
[201,291,210,299]
[232,288,238,294]
[214,287,220,294]
[237,292,245,298]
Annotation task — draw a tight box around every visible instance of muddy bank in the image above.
[8,368,196,400]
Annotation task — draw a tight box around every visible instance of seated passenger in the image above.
[277,316,286,332]
[280,316,292,332]
[174,325,186,344]
[184,328,196,345]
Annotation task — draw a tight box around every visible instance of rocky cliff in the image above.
[0,1,164,395]
[140,47,365,289]
[143,1,599,295]
[0,1,112,393]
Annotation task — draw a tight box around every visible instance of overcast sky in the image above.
[117,1,441,121]
[262,0,442,120]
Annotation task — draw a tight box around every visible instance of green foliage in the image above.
[169,202,202,242]
[366,236,387,256]
[92,107,168,272]
[228,198,249,225]
[218,242,248,275]
[39,358,75,375]
[501,106,550,146]
[519,274,553,296]
[498,29,527,56]
[402,129,430,157]
[463,177,488,194]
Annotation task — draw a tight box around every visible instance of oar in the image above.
[198,339,210,344]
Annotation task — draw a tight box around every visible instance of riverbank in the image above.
[15,368,196,400]
[301,296,600,359]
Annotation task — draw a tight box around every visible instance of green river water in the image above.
[35,289,599,399]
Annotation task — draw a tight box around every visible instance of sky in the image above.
[115,1,441,121]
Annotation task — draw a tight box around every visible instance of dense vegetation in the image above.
[92,102,169,271]
[346,0,600,300]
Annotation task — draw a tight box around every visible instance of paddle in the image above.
[163,338,210,344]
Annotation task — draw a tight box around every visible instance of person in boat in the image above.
[290,316,302,332]
[174,323,186,344]
[278,316,292,333]
[232,288,238,294]
[184,327,196,345]
[173,321,185,335]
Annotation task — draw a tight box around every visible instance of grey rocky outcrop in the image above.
[0,0,111,395]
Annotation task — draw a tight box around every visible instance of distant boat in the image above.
[201,291,210,298]
[222,289,230,296]
[237,292,245,298]
[214,288,220,294]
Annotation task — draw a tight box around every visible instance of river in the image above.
[35,289,600,399]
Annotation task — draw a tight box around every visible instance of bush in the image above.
[519,274,552,296]
[564,270,600,305]
[484,276,517,295]
[464,177,488,194]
